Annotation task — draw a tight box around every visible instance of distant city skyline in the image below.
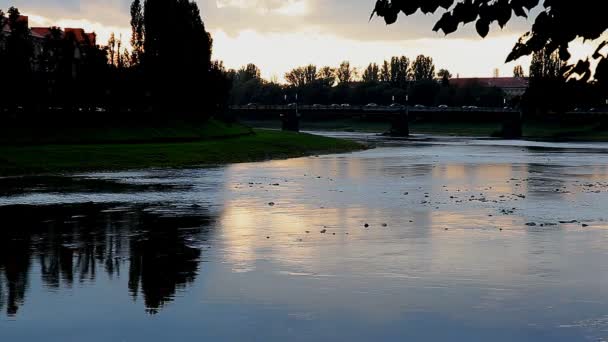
[2,0,595,81]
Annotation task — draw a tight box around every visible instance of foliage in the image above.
[513,65,525,78]
[336,61,356,84]
[371,0,608,84]
[362,63,380,83]
[437,68,452,86]
[411,55,436,81]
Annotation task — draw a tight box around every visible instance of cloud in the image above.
[216,0,309,16]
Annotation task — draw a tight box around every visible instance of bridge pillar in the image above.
[281,110,300,132]
[501,110,523,139]
[389,108,409,137]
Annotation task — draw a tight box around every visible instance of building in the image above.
[450,77,529,99]
[1,15,97,76]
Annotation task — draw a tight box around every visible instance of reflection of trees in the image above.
[0,227,31,316]
[0,203,213,316]
[128,214,206,314]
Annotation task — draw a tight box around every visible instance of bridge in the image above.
[230,105,608,138]
[229,104,523,136]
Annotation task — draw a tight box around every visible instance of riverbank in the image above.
[242,118,608,141]
[0,128,364,176]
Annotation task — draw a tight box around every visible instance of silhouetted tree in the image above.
[530,48,564,81]
[371,0,607,83]
[513,65,525,78]
[437,68,452,86]
[362,63,380,83]
[4,7,32,112]
[130,0,145,66]
[238,63,261,82]
[336,61,355,84]
[411,55,435,81]
[388,56,409,86]
[379,60,391,83]
[142,0,213,118]
[107,32,116,66]
[318,66,335,87]
[285,66,306,87]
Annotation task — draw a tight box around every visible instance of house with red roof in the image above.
[1,15,97,75]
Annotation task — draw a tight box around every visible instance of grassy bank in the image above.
[0,129,364,176]
[243,118,608,141]
[0,120,254,145]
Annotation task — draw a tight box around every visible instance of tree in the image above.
[437,68,452,86]
[107,33,116,66]
[513,65,525,78]
[318,66,335,87]
[411,55,435,81]
[336,61,355,84]
[238,63,261,82]
[142,0,213,117]
[130,0,145,66]
[303,64,318,84]
[371,0,608,83]
[379,60,390,83]
[116,35,123,69]
[530,48,564,81]
[285,66,306,87]
[388,56,409,86]
[5,7,32,111]
[362,63,380,83]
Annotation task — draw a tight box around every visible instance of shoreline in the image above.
[0,129,366,177]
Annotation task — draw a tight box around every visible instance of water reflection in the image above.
[0,202,213,316]
[1,137,608,341]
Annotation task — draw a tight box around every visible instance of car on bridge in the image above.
[341,103,350,107]
[287,103,297,108]
[312,104,323,108]
[390,103,403,107]
[438,105,448,109]
[331,104,341,108]
[414,104,426,108]
[366,103,378,107]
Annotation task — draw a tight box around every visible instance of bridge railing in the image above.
[230,105,608,115]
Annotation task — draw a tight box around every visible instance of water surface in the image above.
[1,134,608,341]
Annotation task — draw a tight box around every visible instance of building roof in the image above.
[450,77,529,89]
[30,27,55,39]
[3,17,95,46]
[2,15,29,34]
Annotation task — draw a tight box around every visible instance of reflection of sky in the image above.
[2,138,608,341]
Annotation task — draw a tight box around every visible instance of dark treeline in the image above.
[228,56,498,107]
[228,51,607,113]
[0,1,230,127]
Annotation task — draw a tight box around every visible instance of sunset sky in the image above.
[3,0,595,81]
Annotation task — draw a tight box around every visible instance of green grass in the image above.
[0,129,364,176]
[0,119,253,145]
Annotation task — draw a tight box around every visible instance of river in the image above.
[1,133,607,341]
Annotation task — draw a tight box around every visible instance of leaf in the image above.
[476,19,490,38]
[593,41,608,59]
[438,0,455,9]
[396,0,421,16]
[384,8,399,25]
[433,12,458,35]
